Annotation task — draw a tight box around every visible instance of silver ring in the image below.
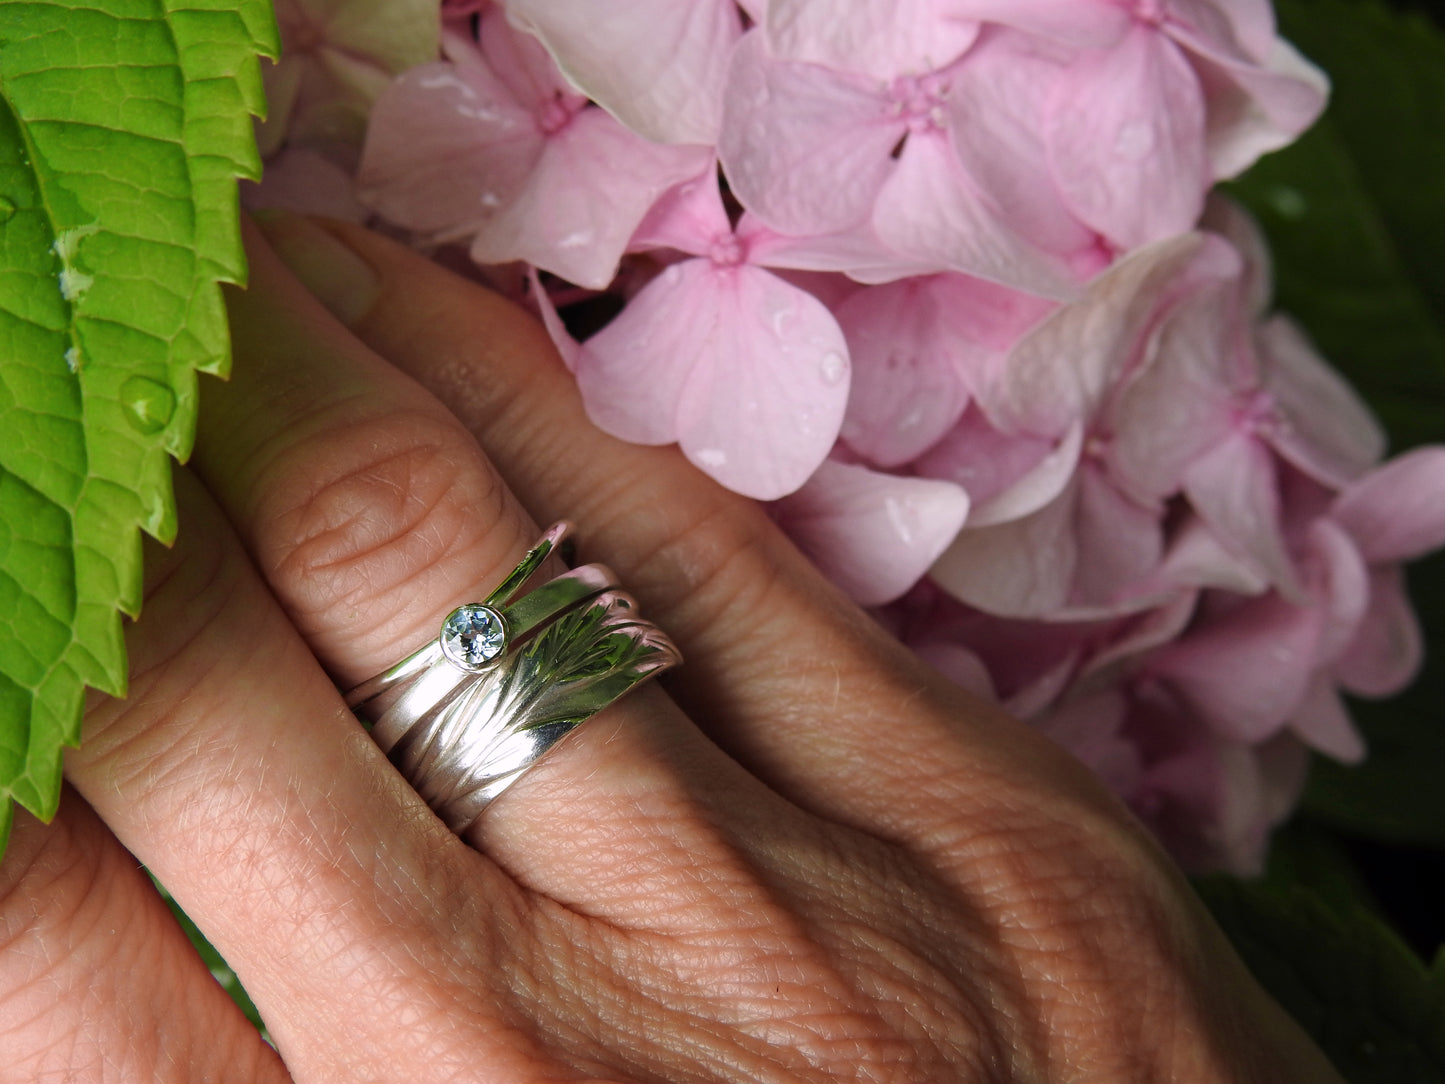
[345,522,681,842]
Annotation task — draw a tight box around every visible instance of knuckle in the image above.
[249,410,510,657]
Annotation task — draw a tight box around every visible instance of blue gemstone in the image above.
[440,604,507,670]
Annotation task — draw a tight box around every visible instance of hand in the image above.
[0,215,1342,1082]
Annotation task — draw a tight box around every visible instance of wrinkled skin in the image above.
[0,217,1343,1083]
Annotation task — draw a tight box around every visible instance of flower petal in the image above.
[1289,679,1365,764]
[671,265,852,498]
[1183,431,1300,597]
[1330,445,1445,565]
[508,0,741,143]
[1147,590,1318,744]
[1045,26,1208,249]
[719,32,899,235]
[765,0,979,79]
[836,277,976,466]
[1334,567,1425,698]
[983,233,1216,437]
[915,410,1082,523]
[943,0,1130,48]
[775,460,969,605]
[573,259,702,444]
[944,29,1099,261]
[874,132,1079,298]
[1185,34,1328,180]
[1107,281,1239,501]
[1072,464,1165,609]
[470,109,713,288]
[930,478,1078,617]
[1259,315,1385,488]
[357,56,540,235]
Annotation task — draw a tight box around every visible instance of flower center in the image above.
[887,73,949,134]
[536,94,581,136]
[707,232,746,268]
[1128,0,1168,28]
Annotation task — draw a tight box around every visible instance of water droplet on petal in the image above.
[695,448,727,468]
[120,375,175,434]
[820,351,847,386]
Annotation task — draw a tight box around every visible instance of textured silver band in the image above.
[345,523,680,842]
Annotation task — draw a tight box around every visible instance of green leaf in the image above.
[0,2,278,845]
[1227,0,1445,845]
[1198,877,1445,1083]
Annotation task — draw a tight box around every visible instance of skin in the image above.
[0,216,1345,1083]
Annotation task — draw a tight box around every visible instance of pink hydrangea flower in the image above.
[357,12,711,287]
[535,173,853,499]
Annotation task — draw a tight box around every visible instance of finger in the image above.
[65,470,609,1079]
[0,792,285,1083]
[263,215,1124,850]
[191,218,815,913]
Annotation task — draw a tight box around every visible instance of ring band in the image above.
[345,523,680,841]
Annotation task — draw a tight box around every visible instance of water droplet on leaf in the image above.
[120,376,175,434]
[0,196,14,222]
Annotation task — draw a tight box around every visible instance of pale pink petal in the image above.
[765,0,979,79]
[944,29,1099,260]
[930,479,1077,618]
[719,32,899,235]
[1147,589,1318,744]
[1289,679,1365,763]
[527,265,581,371]
[1072,464,1165,608]
[915,641,998,701]
[1259,316,1385,487]
[873,132,1079,298]
[470,110,713,288]
[357,58,539,235]
[476,5,579,110]
[1200,194,1272,315]
[1045,26,1209,250]
[1335,567,1424,697]
[941,0,1130,48]
[628,168,729,256]
[836,278,974,467]
[1154,517,1270,596]
[1183,431,1300,597]
[507,0,741,144]
[1172,0,1278,61]
[1303,518,1370,664]
[983,233,1217,437]
[775,461,969,605]
[1034,689,1142,797]
[1107,282,1239,501]
[573,260,702,444]
[915,409,1082,523]
[1084,590,1200,676]
[1187,36,1329,180]
[745,219,944,283]
[1331,446,1445,565]
[671,265,851,498]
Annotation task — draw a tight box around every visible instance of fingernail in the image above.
[251,209,381,327]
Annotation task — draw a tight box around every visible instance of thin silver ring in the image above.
[345,523,680,841]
